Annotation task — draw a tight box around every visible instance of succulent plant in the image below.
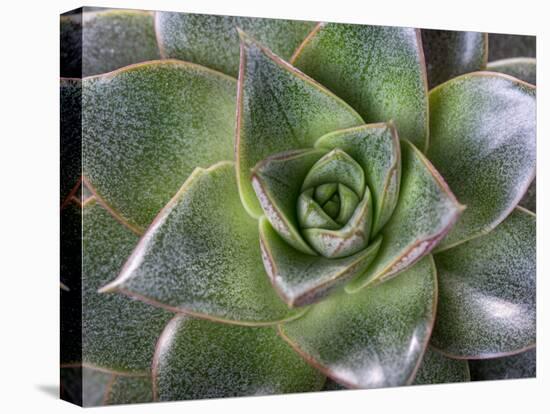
[60,8,536,406]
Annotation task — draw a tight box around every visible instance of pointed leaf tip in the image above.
[260,216,382,307]
[346,140,462,291]
[280,256,437,389]
[292,23,429,150]
[104,162,297,325]
[236,34,363,217]
[155,13,317,76]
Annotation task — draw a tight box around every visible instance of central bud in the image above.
[296,149,373,258]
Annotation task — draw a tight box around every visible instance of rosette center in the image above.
[296,149,373,258]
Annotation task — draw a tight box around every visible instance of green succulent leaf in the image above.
[431,208,536,358]
[469,348,536,381]
[153,315,325,400]
[81,367,112,406]
[83,200,173,373]
[487,58,536,85]
[302,149,365,197]
[236,31,364,218]
[100,162,298,325]
[82,10,160,77]
[297,188,340,230]
[413,347,470,385]
[291,23,429,150]
[303,187,373,258]
[252,149,327,255]
[488,33,535,61]
[259,216,382,307]
[60,79,81,205]
[62,366,154,407]
[427,72,536,251]
[155,12,317,77]
[279,256,437,389]
[107,375,154,405]
[421,30,487,89]
[346,140,462,291]
[83,60,237,230]
[315,123,401,235]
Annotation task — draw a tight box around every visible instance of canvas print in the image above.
[60,6,536,407]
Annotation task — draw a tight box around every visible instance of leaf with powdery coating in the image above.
[61,366,154,407]
[81,367,112,407]
[259,216,381,307]
[292,23,429,150]
[487,58,536,85]
[83,60,236,230]
[107,375,154,405]
[252,149,327,255]
[315,122,401,236]
[82,9,160,77]
[303,187,373,258]
[83,200,173,373]
[431,208,536,358]
[279,256,437,389]
[236,31,363,218]
[100,162,298,326]
[413,347,470,385]
[346,140,462,292]
[153,315,325,401]
[155,12,317,77]
[428,72,536,251]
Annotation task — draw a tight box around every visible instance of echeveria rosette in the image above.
[61,9,537,405]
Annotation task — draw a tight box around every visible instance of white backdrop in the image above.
[0,0,546,412]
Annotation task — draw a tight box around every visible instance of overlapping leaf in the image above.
[153,315,325,400]
[280,256,437,388]
[315,122,400,235]
[61,366,154,407]
[155,12,316,76]
[428,73,536,251]
[413,347,470,385]
[82,9,160,76]
[100,162,298,325]
[259,217,381,307]
[487,58,536,85]
[346,140,462,291]
[252,149,327,255]
[82,200,173,373]
[291,23,429,150]
[83,60,237,230]
[236,31,363,218]
[431,208,536,358]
